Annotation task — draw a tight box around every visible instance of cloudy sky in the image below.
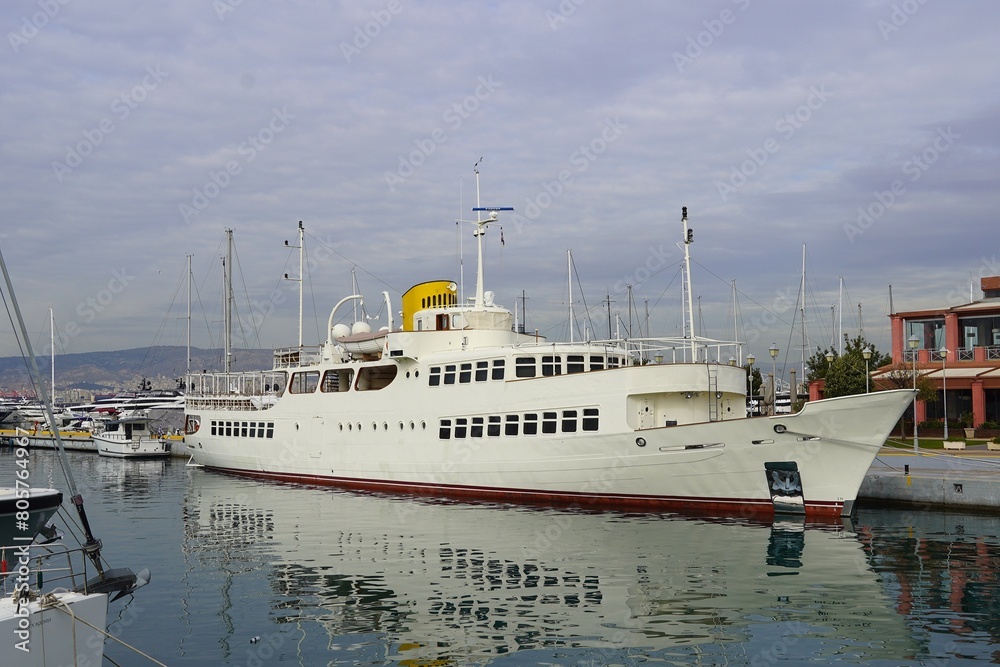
[2,1,998,376]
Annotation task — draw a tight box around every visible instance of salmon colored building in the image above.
[877,276,1000,427]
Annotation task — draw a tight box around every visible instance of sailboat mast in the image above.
[800,244,807,383]
[838,276,844,356]
[224,228,233,374]
[681,207,696,361]
[567,249,574,343]
[186,253,192,375]
[50,307,55,407]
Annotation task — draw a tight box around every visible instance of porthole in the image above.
[383,422,388,430]
[636,437,646,447]
[339,423,343,431]
[409,421,415,430]
[399,422,404,430]
[414,370,419,377]
[421,420,426,430]
[348,423,352,431]
[357,422,362,431]
[405,371,411,378]
[773,424,787,434]
[372,422,377,431]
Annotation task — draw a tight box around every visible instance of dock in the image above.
[859,444,1000,512]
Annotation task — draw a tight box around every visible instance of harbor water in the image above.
[4,448,1000,666]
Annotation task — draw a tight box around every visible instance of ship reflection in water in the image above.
[181,472,1000,666]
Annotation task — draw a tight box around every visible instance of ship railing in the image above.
[184,370,287,411]
[273,345,324,368]
[592,336,745,365]
[1,540,92,597]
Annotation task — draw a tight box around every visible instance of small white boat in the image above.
[94,416,170,458]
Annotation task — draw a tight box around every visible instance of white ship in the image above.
[185,207,913,519]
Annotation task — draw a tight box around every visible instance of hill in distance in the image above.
[0,346,272,401]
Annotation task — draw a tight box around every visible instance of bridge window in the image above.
[515,357,536,378]
[567,355,585,374]
[542,356,562,377]
[290,370,319,394]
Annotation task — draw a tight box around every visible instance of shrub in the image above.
[918,419,944,430]
[978,420,1000,430]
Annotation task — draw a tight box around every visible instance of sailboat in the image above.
[0,247,149,666]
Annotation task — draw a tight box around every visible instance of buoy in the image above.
[250,636,260,644]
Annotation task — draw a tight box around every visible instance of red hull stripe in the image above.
[205,467,846,519]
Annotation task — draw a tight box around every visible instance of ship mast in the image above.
[467,164,512,310]
[284,222,304,348]
[681,207,696,361]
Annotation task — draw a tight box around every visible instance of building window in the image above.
[905,318,945,350]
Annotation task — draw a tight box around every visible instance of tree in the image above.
[872,360,935,439]
[806,336,891,398]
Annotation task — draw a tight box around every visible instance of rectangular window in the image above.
[248,422,256,438]
[225,421,233,437]
[542,411,558,434]
[542,356,562,377]
[608,357,621,368]
[257,426,265,438]
[266,422,274,438]
[471,417,484,438]
[492,359,505,380]
[567,355,585,374]
[290,370,320,394]
[561,409,578,433]
[589,355,605,371]
[488,415,501,437]
[241,423,248,437]
[439,419,451,440]
[459,363,472,384]
[444,364,456,385]
[515,357,536,378]
[454,418,468,439]
[505,414,519,436]
[523,413,538,435]
[475,361,489,382]
[429,366,441,387]
[582,408,599,432]
[321,369,353,392]
[211,421,217,436]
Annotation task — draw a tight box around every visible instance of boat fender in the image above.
[773,424,787,434]
[635,437,646,447]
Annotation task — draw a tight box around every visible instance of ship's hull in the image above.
[187,377,914,519]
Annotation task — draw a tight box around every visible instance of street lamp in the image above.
[769,344,779,416]
[908,335,919,451]
[862,347,872,394]
[940,347,949,441]
[746,353,755,415]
